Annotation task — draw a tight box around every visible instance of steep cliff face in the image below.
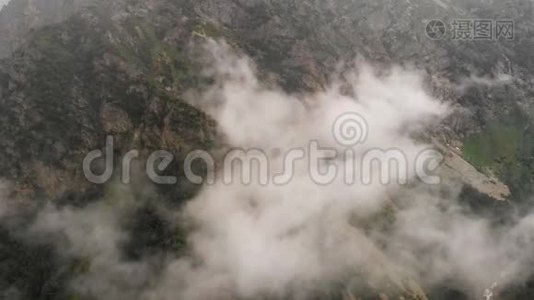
[0,0,534,299]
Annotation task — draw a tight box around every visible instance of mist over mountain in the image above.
[1,0,534,299]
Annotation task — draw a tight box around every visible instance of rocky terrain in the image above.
[0,0,91,58]
[0,0,534,299]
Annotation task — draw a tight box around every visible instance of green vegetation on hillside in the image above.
[463,107,534,199]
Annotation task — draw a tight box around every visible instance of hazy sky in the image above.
[0,0,8,9]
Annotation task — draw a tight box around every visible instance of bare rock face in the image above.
[100,103,133,134]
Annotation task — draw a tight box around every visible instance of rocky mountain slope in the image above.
[2,0,533,199]
[0,0,92,58]
[1,0,534,299]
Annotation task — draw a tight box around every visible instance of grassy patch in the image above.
[462,107,534,198]
[463,122,522,176]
